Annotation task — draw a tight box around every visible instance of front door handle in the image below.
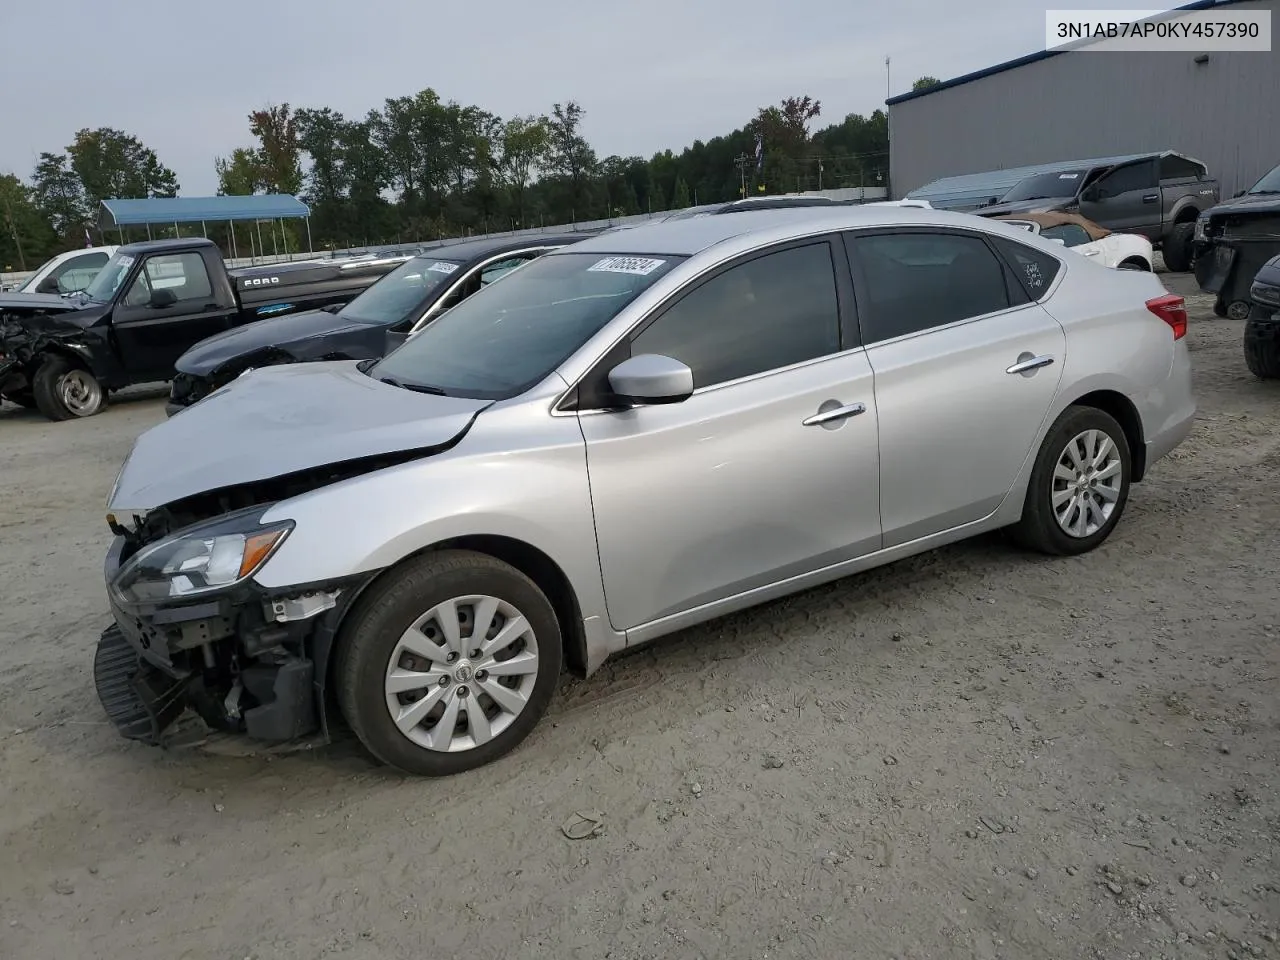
[1006,354,1055,375]
[1142,193,1159,203]
[803,401,866,426]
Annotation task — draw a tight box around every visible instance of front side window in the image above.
[342,256,463,325]
[369,251,684,400]
[848,232,1012,343]
[630,242,842,389]
[122,253,213,307]
[1092,161,1156,198]
[1040,223,1093,247]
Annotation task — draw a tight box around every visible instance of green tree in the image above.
[912,76,940,91]
[31,153,88,237]
[0,173,58,271]
[670,176,692,209]
[499,115,550,226]
[249,104,303,195]
[546,101,597,218]
[214,147,264,195]
[67,128,179,215]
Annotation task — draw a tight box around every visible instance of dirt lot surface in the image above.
[1,271,1277,960]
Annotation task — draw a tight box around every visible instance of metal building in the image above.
[886,0,1279,200]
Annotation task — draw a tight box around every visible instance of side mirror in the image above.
[384,329,409,353]
[1049,237,1067,246]
[37,275,61,294]
[1081,186,1101,202]
[150,287,178,308]
[607,353,694,406]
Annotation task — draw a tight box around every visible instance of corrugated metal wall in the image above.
[888,0,1279,199]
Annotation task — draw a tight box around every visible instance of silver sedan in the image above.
[100,205,1195,776]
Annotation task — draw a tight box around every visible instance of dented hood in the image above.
[108,360,491,512]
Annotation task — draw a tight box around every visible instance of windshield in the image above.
[1247,163,1280,195]
[369,251,685,400]
[84,251,137,302]
[341,256,463,325]
[1000,170,1087,203]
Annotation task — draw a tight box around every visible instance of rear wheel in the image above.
[1225,300,1252,321]
[335,550,562,776]
[1117,257,1150,271]
[32,356,106,421]
[1161,222,1195,273]
[1011,406,1132,556]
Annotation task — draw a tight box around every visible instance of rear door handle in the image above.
[1006,355,1055,375]
[803,401,866,426]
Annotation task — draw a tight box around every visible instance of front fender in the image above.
[253,401,607,631]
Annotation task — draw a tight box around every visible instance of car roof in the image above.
[419,232,596,263]
[549,205,1005,257]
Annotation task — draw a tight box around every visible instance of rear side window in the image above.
[845,232,1012,343]
[990,235,1063,300]
[1160,155,1204,181]
[631,242,842,388]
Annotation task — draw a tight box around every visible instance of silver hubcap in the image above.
[384,594,539,753]
[1052,429,1123,538]
[58,370,102,415]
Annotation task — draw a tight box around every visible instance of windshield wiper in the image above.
[378,376,448,396]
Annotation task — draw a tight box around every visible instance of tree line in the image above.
[1,89,895,270]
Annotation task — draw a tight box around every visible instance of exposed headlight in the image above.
[111,508,293,605]
[1194,216,1206,241]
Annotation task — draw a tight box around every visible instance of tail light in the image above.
[1146,293,1187,340]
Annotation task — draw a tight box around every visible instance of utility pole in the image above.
[734,154,750,198]
[885,56,891,99]
[3,197,26,270]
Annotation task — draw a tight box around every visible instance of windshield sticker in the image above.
[426,262,459,274]
[116,254,135,268]
[1058,173,1080,179]
[588,256,667,276]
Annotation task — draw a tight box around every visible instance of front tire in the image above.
[1244,318,1280,379]
[335,550,562,776]
[1011,406,1132,556]
[32,356,106,421]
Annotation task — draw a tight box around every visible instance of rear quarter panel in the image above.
[1038,260,1186,448]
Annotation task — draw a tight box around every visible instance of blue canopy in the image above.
[98,194,310,229]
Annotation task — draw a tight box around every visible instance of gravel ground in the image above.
[1,271,1277,960]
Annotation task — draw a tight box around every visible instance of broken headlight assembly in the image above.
[110,508,294,605]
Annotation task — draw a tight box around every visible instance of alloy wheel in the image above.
[1051,428,1123,538]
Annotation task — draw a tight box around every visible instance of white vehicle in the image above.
[3,245,119,294]
[992,214,1152,271]
[868,199,934,209]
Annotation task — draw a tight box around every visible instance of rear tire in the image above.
[1010,405,1132,556]
[335,550,562,776]
[32,356,106,421]
[1161,222,1195,273]
[1117,257,1150,271]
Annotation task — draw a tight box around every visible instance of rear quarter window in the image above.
[990,235,1063,300]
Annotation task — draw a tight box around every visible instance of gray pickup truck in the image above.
[975,151,1220,271]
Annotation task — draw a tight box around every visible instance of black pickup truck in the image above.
[0,238,410,421]
[1192,161,1280,320]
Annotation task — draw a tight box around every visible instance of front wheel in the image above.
[32,356,106,421]
[335,550,562,776]
[1010,406,1132,556]
[1161,222,1195,273]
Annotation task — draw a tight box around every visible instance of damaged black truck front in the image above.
[1,238,406,421]
[1194,161,1280,320]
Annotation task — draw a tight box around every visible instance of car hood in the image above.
[108,361,492,512]
[176,308,371,375]
[0,291,92,313]
[976,198,1071,217]
[1203,192,1280,220]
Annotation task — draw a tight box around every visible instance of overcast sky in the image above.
[1,0,1149,196]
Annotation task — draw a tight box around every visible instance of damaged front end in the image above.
[0,297,103,400]
[1194,204,1280,319]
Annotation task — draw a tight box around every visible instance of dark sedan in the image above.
[165,232,595,414]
